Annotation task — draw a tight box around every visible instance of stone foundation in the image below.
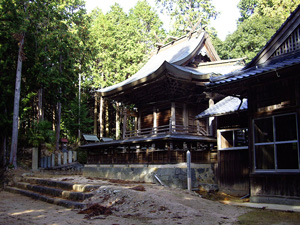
[83,163,218,191]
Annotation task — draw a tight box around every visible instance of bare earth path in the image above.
[1,175,300,225]
[0,177,251,225]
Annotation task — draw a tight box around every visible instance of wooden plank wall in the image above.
[218,149,249,196]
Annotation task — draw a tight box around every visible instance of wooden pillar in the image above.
[116,102,120,140]
[138,110,141,135]
[183,103,188,132]
[153,107,157,134]
[209,98,214,136]
[123,108,127,139]
[99,96,104,137]
[93,95,98,135]
[170,102,176,132]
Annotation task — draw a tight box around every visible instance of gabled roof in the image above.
[209,52,300,88]
[208,4,300,91]
[246,4,300,68]
[196,96,247,119]
[98,31,220,98]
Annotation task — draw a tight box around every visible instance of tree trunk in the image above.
[10,33,25,168]
[56,96,61,151]
[55,54,62,151]
[38,88,44,122]
[78,73,81,143]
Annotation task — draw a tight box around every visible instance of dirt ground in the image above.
[1,174,300,225]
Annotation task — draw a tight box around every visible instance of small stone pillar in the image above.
[73,151,77,161]
[51,154,55,167]
[63,152,67,164]
[47,156,51,168]
[32,147,38,171]
[57,153,61,166]
[40,156,44,168]
[68,151,72,164]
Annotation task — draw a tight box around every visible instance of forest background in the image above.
[1,0,299,168]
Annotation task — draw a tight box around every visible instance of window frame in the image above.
[217,128,248,151]
[253,113,300,172]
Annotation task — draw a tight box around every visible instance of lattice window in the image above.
[271,25,300,58]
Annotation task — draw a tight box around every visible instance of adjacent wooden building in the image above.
[196,96,249,196]
[208,5,300,205]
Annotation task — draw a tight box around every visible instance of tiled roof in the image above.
[208,54,300,87]
[196,96,247,119]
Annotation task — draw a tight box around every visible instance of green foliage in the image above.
[62,96,93,142]
[89,1,165,89]
[237,0,258,23]
[155,0,218,36]
[254,0,300,21]
[75,147,87,164]
[214,0,300,62]
[216,16,282,62]
[28,120,55,148]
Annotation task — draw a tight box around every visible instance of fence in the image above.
[40,151,77,169]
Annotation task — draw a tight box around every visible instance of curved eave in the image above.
[100,61,211,100]
[97,32,207,98]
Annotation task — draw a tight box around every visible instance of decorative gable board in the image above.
[246,5,300,68]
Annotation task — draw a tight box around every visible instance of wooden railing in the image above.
[125,123,208,138]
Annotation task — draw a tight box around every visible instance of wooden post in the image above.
[153,107,157,134]
[183,103,188,133]
[138,110,141,135]
[134,116,138,136]
[116,102,120,140]
[123,108,127,139]
[209,98,214,136]
[171,102,176,133]
[99,96,104,137]
[93,94,98,135]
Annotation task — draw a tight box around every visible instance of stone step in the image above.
[14,182,93,201]
[21,177,100,192]
[4,186,85,209]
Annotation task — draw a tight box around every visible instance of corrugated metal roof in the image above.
[196,96,248,119]
[82,134,100,142]
[208,54,300,87]
[98,32,206,94]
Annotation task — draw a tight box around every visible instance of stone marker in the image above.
[63,152,67,165]
[68,151,72,164]
[57,153,61,166]
[32,147,38,171]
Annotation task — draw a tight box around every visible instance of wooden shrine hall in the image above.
[81,31,244,166]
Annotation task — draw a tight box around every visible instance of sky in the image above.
[84,0,240,41]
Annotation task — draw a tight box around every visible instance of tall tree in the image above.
[89,1,165,89]
[214,0,300,62]
[9,0,29,167]
[155,0,218,36]
[237,0,258,23]
[0,0,90,168]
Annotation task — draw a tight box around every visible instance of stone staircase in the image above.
[5,176,100,209]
